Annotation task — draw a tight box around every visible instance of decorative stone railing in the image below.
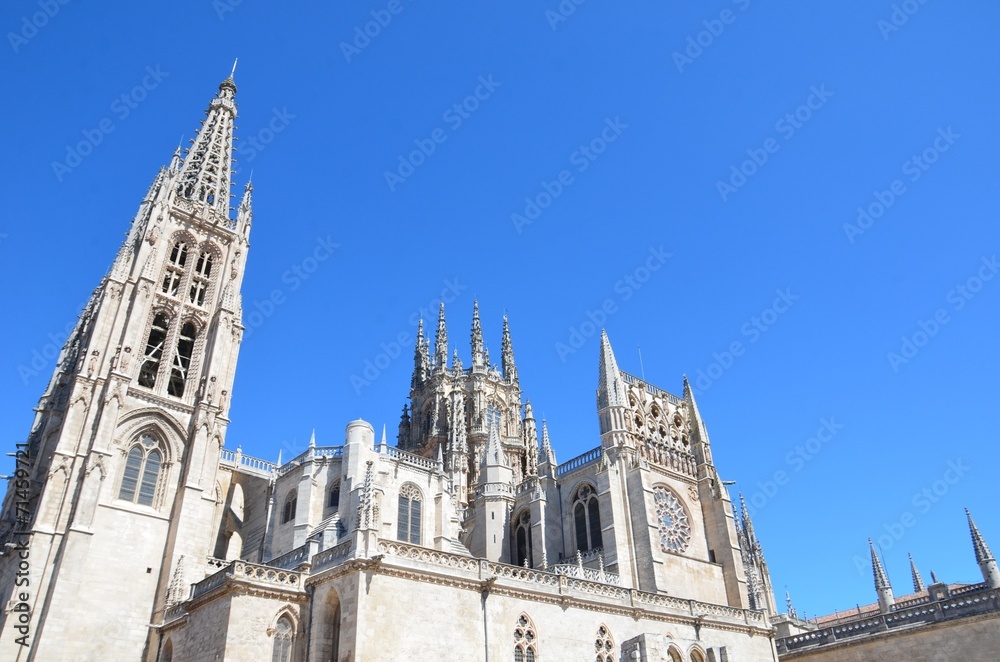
[205,556,229,571]
[550,563,621,586]
[620,371,683,405]
[375,540,767,629]
[474,482,515,498]
[268,544,310,570]
[219,448,277,476]
[189,560,301,600]
[311,540,354,573]
[557,446,602,476]
[381,445,438,471]
[278,446,345,475]
[776,587,1000,655]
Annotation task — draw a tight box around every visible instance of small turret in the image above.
[966,508,1000,588]
[869,538,895,613]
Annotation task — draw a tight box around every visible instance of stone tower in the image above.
[0,72,250,660]
[398,301,531,506]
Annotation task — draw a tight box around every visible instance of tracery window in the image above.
[118,433,164,507]
[513,613,537,662]
[573,484,602,553]
[282,491,297,524]
[138,313,169,388]
[397,484,422,544]
[652,485,691,554]
[161,241,188,297]
[167,322,197,397]
[189,251,213,306]
[329,482,341,509]
[690,649,706,662]
[594,624,615,662]
[271,616,294,662]
[514,511,532,568]
[667,647,683,662]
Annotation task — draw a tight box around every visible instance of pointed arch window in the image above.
[513,613,537,662]
[118,434,164,507]
[595,624,615,662]
[167,322,197,397]
[161,241,188,297]
[329,482,341,509]
[397,484,422,544]
[282,491,297,524]
[514,511,532,568]
[573,484,602,553]
[138,314,169,388]
[396,483,422,545]
[689,649,706,662]
[667,648,683,662]
[189,251,214,306]
[271,616,294,662]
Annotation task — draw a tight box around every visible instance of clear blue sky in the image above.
[1,0,997,621]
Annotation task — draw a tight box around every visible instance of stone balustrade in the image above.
[557,447,603,476]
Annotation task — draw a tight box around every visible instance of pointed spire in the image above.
[967,508,995,565]
[412,319,429,389]
[356,460,376,529]
[785,590,797,619]
[501,315,517,381]
[435,302,448,369]
[237,181,253,236]
[597,330,626,409]
[909,553,926,592]
[483,412,505,468]
[175,72,238,216]
[966,508,1000,587]
[870,538,891,590]
[471,301,485,368]
[308,429,316,448]
[168,143,183,173]
[869,538,895,612]
[739,492,757,545]
[539,420,557,467]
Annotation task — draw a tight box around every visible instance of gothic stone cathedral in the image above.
[0,75,781,661]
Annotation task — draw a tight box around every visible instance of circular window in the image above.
[652,486,691,554]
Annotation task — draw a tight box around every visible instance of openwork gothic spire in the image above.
[471,301,484,368]
[175,74,238,215]
[435,302,448,368]
[501,315,517,381]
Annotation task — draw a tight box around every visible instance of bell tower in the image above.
[0,71,252,660]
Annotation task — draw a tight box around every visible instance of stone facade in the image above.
[0,74,782,661]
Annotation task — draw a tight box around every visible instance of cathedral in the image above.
[0,72,792,661]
